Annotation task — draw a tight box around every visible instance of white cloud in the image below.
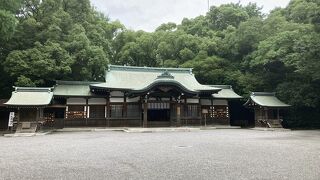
[91,0,290,32]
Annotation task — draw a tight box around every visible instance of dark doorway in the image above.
[148,109,170,121]
[147,102,171,122]
[229,100,254,127]
[0,110,9,130]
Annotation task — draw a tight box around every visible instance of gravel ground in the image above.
[0,129,319,180]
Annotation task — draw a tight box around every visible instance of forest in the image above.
[0,0,319,128]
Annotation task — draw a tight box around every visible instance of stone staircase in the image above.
[268,119,283,128]
[15,122,38,133]
[259,119,283,128]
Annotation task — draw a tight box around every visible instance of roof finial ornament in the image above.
[157,70,174,79]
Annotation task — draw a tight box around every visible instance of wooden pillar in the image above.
[123,94,127,126]
[107,95,111,127]
[143,101,148,128]
[36,108,39,123]
[176,104,181,127]
[140,96,143,127]
[123,95,127,117]
[176,103,181,127]
[105,97,108,127]
[36,108,39,131]
[198,99,201,126]
[169,97,173,126]
[265,107,268,121]
[253,108,256,127]
[184,97,187,126]
[17,107,20,124]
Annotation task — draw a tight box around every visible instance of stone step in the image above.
[15,122,37,133]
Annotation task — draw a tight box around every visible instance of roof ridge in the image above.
[108,65,193,73]
[56,80,102,85]
[15,87,52,92]
[251,92,276,96]
[210,85,232,89]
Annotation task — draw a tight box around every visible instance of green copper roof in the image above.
[244,92,291,108]
[91,65,220,93]
[5,87,53,107]
[54,81,103,97]
[210,85,242,99]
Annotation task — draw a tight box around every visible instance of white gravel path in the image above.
[0,129,319,180]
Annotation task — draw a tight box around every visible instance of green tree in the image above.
[207,3,249,30]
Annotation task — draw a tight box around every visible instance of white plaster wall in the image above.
[110,97,124,102]
[88,98,106,105]
[213,100,228,105]
[200,99,211,105]
[67,98,86,105]
[127,97,140,102]
[110,91,124,97]
[187,98,199,103]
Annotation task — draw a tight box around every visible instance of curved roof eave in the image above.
[89,83,132,91]
[250,97,291,108]
[129,79,199,95]
[244,92,291,108]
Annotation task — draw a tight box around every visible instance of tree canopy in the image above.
[0,0,319,128]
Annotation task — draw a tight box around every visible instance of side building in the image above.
[244,92,291,128]
[4,65,242,130]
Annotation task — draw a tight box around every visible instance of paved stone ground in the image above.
[0,129,319,180]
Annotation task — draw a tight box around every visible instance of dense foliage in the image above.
[0,0,319,128]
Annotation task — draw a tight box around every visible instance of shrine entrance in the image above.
[147,102,170,122]
[147,102,171,127]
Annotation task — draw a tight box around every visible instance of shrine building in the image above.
[4,65,243,131]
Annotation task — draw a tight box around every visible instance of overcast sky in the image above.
[90,0,291,32]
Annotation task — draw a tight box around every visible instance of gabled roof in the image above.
[210,85,242,99]
[54,81,102,97]
[244,92,291,108]
[90,65,220,94]
[5,87,53,107]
